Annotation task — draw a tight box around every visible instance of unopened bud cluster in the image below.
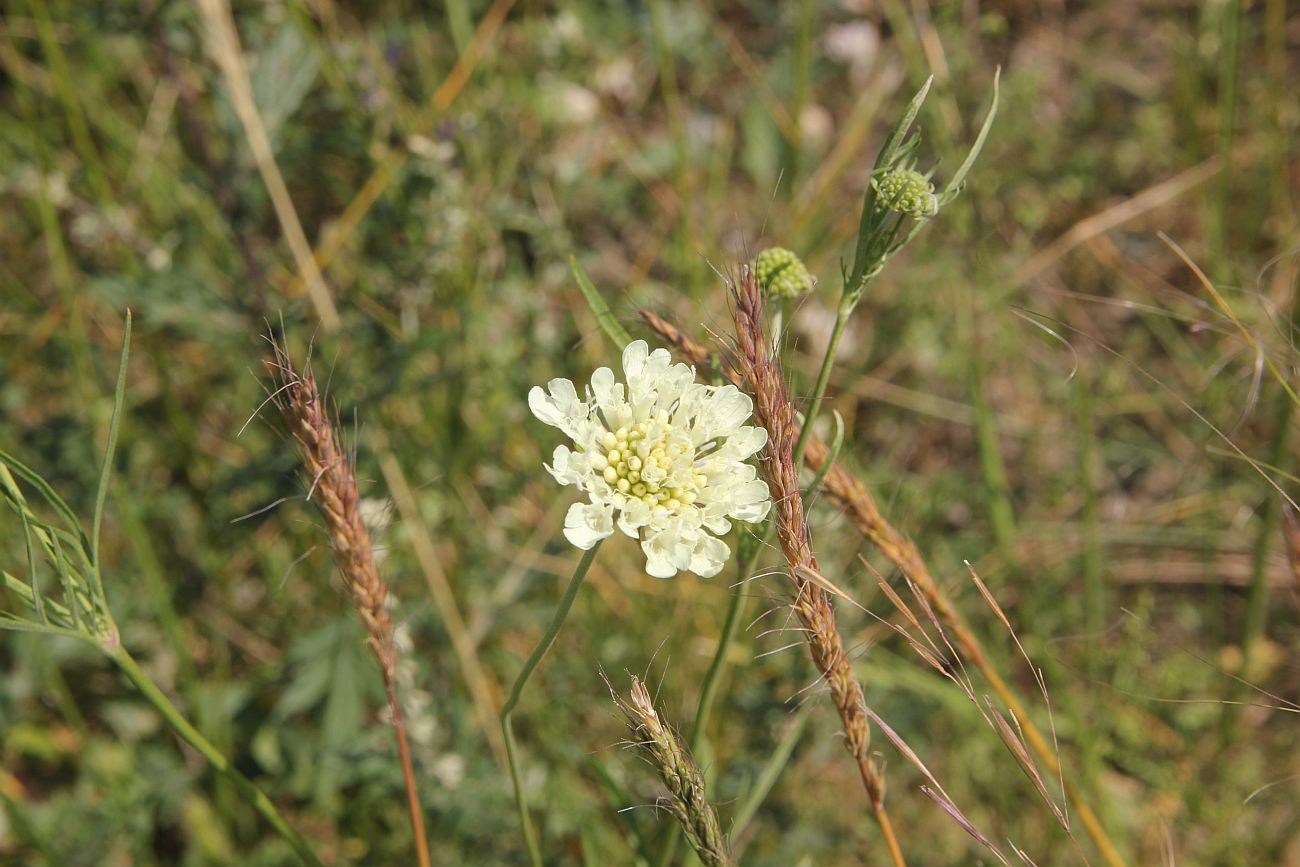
[754,247,815,300]
[873,168,938,217]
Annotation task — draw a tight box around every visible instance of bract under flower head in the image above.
[529,340,771,578]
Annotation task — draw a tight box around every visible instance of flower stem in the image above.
[689,569,750,749]
[791,296,854,469]
[656,541,760,867]
[111,646,324,867]
[501,542,602,867]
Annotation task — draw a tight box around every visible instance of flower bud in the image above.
[753,247,815,300]
[873,168,938,217]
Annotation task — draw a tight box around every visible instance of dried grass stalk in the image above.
[613,676,734,867]
[266,339,431,867]
[727,270,906,866]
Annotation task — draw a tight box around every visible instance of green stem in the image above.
[792,297,853,469]
[657,541,761,867]
[690,572,750,749]
[1239,270,1299,688]
[501,542,602,867]
[1210,0,1241,279]
[111,646,324,867]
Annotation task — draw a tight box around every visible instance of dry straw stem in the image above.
[196,0,340,330]
[727,271,907,867]
[611,675,734,867]
[372,438,508,767]
[642,307,1127,867]
[276,0,516,301]
[265,341,431,867]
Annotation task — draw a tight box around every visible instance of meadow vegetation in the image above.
[1,1,1297,865]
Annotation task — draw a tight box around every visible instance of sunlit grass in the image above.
[1,2,1296,865]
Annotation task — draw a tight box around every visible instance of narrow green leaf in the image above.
[16,491,44,624]
[939,67,1000,203]
[0,453,85,543]
[571,257,632,349]
[804,410,845,499]
[3,571,74,626]
[873,75,933,174]
[92,310,131,575]
[0,614,82,639]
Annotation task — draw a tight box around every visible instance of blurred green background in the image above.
[1,1,1297,864]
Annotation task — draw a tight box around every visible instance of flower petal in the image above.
[641,530,680,578]
[689,534,730,578]
[529,379,587,436]
[563,501,615,550]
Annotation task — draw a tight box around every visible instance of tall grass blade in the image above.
[938,67,1000,203]
[572,256,632,348]
[92,311,131,591]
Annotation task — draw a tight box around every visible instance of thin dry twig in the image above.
[196,0,340,329]
[264,338,430,867]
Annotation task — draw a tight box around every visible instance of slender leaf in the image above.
[92,310,131,578]
[572,257,632,349]
[0,453,86,545]
[804,410,845,499]
[939,67,1001,203]
[874,75,933,174]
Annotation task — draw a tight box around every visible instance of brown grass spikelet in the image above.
[726,267,908,866]
[264,336,432,867]
[727,268,882,797]
[265,339,397,679]
[610,675,735,867]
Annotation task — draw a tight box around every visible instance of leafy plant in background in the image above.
[0,315,325,867]
[4,0,1296,860]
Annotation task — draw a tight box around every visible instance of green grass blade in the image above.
[92,311,131,578]
[0,453,85,543]
[1,470,46,624]
[939,67,1000,203]
[874,76,933,174]
[571,257,632,349]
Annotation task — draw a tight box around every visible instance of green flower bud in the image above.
[753,247,815,300]
[873,168,938,217]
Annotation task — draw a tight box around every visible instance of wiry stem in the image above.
[501,543,602,867]
[114,647,325,867]
[792,296,852,469]
[656,539,760,867]
[267,342,431,867]
[728,269,906,866]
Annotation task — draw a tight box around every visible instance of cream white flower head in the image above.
[529,340,772,578]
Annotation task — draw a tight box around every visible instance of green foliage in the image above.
[1,2,1297,865]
